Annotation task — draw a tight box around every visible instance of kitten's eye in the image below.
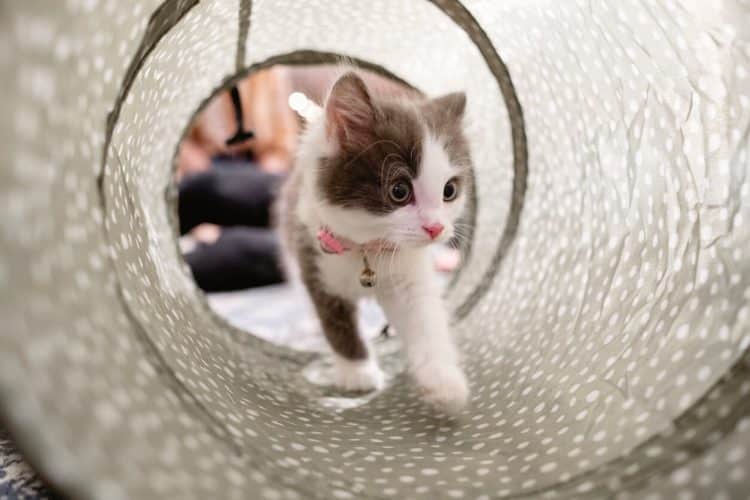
[443,179,459,202]
[389,181,412,204]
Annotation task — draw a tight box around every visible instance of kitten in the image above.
[279,71,472,414]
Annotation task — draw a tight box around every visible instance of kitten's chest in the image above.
[317,252,375,299]
[317,250,420,301]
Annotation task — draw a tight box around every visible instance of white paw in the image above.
[413,362,469,415]
[333,357,385,392]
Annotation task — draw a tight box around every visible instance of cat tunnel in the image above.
[2,1,750,498]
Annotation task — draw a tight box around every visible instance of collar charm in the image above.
[317,226,377,288]
[359,254,376,288]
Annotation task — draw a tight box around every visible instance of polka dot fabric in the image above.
[1,1,749,499]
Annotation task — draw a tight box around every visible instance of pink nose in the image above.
[422,223,444,240]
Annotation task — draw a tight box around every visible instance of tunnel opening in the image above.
[170,59,471,351]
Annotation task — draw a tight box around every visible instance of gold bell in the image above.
[359,254,376,288]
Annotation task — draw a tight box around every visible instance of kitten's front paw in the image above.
[333,357,385,392]
[413,362,469,415]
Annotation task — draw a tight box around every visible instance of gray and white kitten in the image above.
[279,72,472,414]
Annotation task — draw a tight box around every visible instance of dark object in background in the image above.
[179,162,285,291]
[185,227,282,292]
[178,161,279,234]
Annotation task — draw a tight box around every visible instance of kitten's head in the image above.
[316,72,472,248]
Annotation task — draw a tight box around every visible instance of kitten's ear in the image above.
[325,72,376,151]
[431,92,467,121]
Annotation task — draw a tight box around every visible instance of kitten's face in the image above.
[316,73,471,248]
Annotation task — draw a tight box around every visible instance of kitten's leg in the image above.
[377,258,469,414]
[306,282,384,392]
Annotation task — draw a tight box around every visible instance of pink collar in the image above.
[317,226,398,255]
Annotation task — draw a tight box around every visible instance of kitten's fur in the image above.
[279,71,472,414]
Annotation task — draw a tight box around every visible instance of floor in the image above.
[208,282,387,351]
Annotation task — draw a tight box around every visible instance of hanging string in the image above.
[225,84,255,146]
